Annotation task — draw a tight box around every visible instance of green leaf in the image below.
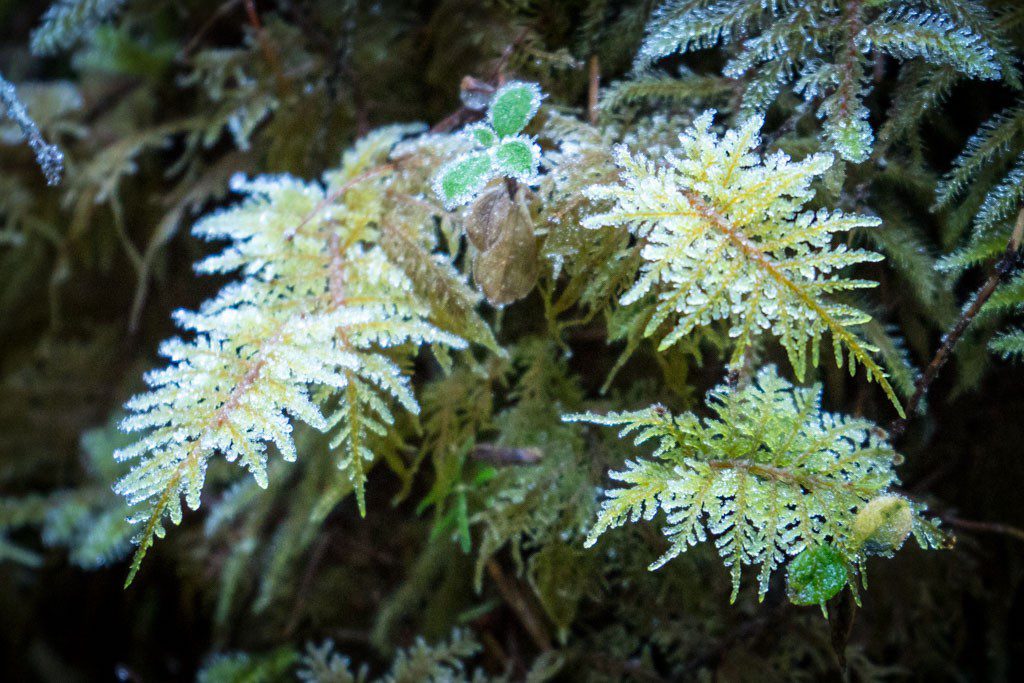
[467,123,497,147]
[435,152,493,208]
[488,81,542,137]
[492,136,539,180]
[787,545,848,609]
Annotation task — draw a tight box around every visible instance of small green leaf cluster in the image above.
[435,82,543,208]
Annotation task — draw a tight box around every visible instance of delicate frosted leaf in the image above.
[492,136,539,181]
[434,152,493,209]
[466,122,497,147]
[786,545,848,608]
[852,495,913,556]
[487,81,542,137]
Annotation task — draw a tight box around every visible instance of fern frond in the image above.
[30,0,127,56]
[989,329,1024,358]
[115,131,472,582]
[567,367,936,602]
[936,107,1024,208]
[865,8,1000,79]
[973,154,1024,233]
[0,72,64,185]
[634,0,1005,161]
[600,70,732,112]
[584,112,899,412]
[298,630,483,683]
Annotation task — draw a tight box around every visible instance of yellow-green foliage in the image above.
[114,127,474,583]
[584,112,899,411]
[567,367,941,602]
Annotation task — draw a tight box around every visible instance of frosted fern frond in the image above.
[115,129,470,584]
[0,72,64,185]
[935,106,1024,211]
[298,630,487,683]
[584,112,899,412]
[934,99,1024,362]
[30,0,127,56]
[634,0,1005,161]
[566,367,939,602]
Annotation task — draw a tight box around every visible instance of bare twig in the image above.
[890,207,1024,437]
[180,0,242,58]
[472,444,542,466]
[945,516,1024,543]
[587,55,600,125]
[485,559,552,652]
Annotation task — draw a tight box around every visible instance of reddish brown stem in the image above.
[243,0,288,94]
[485,559,552,652]
[890,208,1024,437]
[945,517,1024,543]
[587,54,600,125]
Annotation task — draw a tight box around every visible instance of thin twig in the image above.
[587,55,600,125]
[890,207,1024,437]
[945,516,1024,543]
[180,0,242,58]
[485,559,553,652]
[243,0,289,94]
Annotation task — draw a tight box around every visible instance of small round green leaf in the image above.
[488,81,542,137]
[492,136,539,180]
[467,123,498,147]
[435,152,493,208]
[786,545,848,607]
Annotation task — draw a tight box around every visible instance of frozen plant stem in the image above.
[891,207,1024,436]
[0,72,64,185]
